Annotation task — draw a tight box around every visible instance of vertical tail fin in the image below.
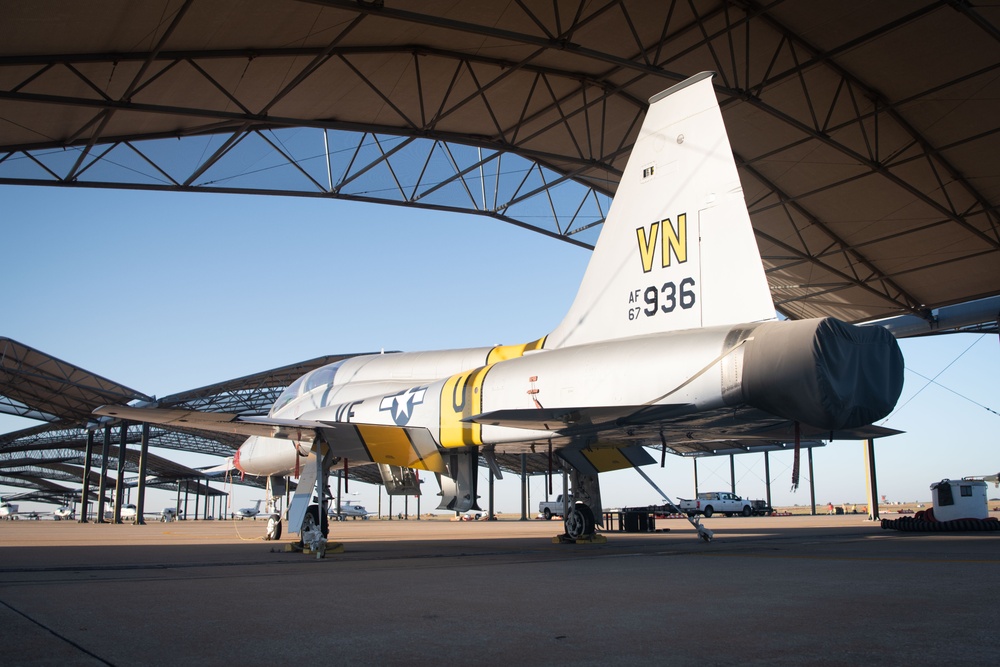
[545,72,774,349]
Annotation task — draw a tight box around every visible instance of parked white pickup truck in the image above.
[538,494,574,519]
[677,492,753,518]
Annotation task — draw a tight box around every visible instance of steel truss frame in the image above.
[2,0,999,501]
[1,0,996,319]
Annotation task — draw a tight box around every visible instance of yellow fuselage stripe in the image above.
[439,337,546,449]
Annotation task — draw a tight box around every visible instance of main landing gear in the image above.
[298,505,329,550]
[563,504,596,540]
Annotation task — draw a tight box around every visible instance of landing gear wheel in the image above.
[265,514,282,541]
[298,505,329,549]
[564,504,596,540]
[543,508,552,520]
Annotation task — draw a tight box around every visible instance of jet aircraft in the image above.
[330,500,369,520]
[234,499,264,519]
[95,72,904,551]
[0,501,20,520]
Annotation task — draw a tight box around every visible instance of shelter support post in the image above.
[488,467,495,520]
[175,483,181,519]
[183,481,189,520]
[764,451,772,511]
[79,429,94,523]
[808,447,816,515]
[526,468,531,517]
[336,471,342,517]
[520,454,527,521]
[193,479,200,520]
[135,423,149,524]
[729,454,736,494]
[97,426,111,523]
[693,457,699,496]
[864,439,880,521]
[113,422,127,523]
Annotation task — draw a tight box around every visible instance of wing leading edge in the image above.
[92,405,446,474]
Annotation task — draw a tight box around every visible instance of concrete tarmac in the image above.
[2,513,998,666]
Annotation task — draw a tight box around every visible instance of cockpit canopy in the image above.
[271,360,346,414]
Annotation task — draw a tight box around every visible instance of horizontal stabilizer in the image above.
[745,422,902,441]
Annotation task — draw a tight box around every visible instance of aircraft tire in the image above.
[298,505,329,547]
[265,515,282,541]
[564,504,596,540]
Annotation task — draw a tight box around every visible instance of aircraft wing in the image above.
[92,405,446,473]
[93,405,319,440]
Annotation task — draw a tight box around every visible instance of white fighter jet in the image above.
[95,73,903,547]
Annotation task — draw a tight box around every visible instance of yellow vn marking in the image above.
[636,213,687,273]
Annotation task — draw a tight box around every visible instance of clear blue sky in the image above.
[2,185,997,516]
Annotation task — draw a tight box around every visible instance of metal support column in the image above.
[96,426,111,523]
[864,439,880,520]
[808,447,817,515]
[175,483,181,519]
[527,470,531,517]
[183,481,189,520]
[113,422,128,523]
[693,457,699,496]
[79,429,94,523]
[194,480,200,520]
[488,468,495,520]
[336,471,342,517]
[135,423,149,525]
[729,454,736,494]
[764,451,772,511]
[520,454,528,521]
